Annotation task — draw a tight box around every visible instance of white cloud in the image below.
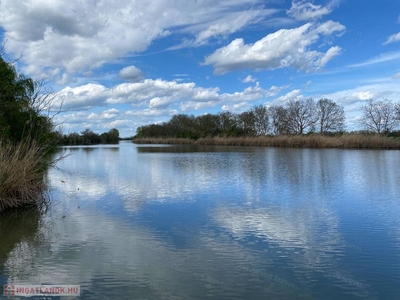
[0,0,278,80]
[180,101,221,111]
[274,89,302,103]
[107,79,196,107]
[287,1,332,21]
[53,79,286,135]
[394,73,400,79]
[56,83,109,110]
[242,75,257,83]
[350,91,374,101]
[125,108,177,118]
[182,9,278,47]
[384,32,400,45]
[221,102,252,113]
[88,109,120,120]
[203,21,345,75]
[56,79,282,113]
[119,66,144,82]
[220,82,271,102]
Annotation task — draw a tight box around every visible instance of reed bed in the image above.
[0,140,50,213]
[133,134,400,149]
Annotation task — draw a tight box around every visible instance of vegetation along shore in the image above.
[133,134,400,149]
[0,50,60,213]
[133,98,400,149]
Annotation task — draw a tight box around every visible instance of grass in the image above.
[133,134,400,149]
[0,139,56,213]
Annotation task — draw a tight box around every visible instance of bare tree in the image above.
[251,105,269,135]
[268,105,288,135]
[360,99,399,134]
[284,98,318,134]
[316,98,345,134]
[396,102,400,121]
[29,77,64,118]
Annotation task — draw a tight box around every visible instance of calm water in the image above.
[1,142,400,299]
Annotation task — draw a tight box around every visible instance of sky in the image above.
[0,0,399,137]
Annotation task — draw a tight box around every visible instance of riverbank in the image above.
[133,134,400,149]
[0,140,51,213]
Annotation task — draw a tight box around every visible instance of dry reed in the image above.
[133,134,400,149]
[0,140,51,212]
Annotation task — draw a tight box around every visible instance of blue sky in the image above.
[0,0,399,137]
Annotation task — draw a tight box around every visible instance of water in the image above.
[1,142,400,299]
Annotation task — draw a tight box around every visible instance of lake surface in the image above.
[1,142,400,299]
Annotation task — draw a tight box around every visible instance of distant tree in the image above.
[237,111,256,136]
[316,99,345,134]
[81,129,100,145]
[268,105,288,135]
[360,99,399,134]
[169,114,196,138]
[100,132,109,143]
[396,102,400,121]
[217,111,239,136]
[107,128,119,143]
[251,105,269,135]
[284,98,318,134]
[64,132,82,145]
[194,114,220,137]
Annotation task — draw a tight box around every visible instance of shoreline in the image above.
[133,134,400,149]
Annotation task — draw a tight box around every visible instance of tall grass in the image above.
[0,139,56,212]
[133,134,400,149]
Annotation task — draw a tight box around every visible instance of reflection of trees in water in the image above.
[0,207,43,262]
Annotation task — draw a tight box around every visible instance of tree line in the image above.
[135,98,400,139]
[60,128,120,145]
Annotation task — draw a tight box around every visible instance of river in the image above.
[1,142,399,299]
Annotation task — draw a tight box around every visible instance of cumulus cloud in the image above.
[220,82,268,102]
[0,0,277,80]
[55,79,282,114]
[88,108,120,120]
[119,66,144,82]
[242,75,257,83]
[221,102,252,113]
[274,89,302,103]
[384,32,400,45]
[287,1,332,21]
[56,83,109,110]
[203,21,345,75]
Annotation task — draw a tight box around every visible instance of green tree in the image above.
[0,51,55,144]
[81,129,100,145]
[107,128,119,143]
